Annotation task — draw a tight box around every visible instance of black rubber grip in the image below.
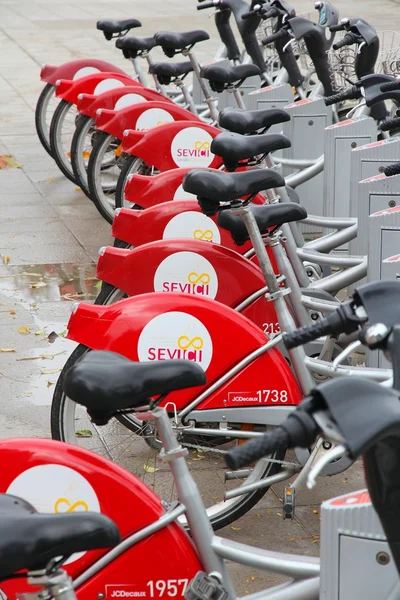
[384,162,400,177]
[261,7,278,19]
[262,28,287,46]
[197,2,217,9]
[380,116,400,132]
[332,34,355,51]
[225,427,290,470]
[330,23,345,32]
[283,318,336,350]
[381,79,400,92]
[324,85,360,106]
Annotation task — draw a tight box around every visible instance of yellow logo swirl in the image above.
[194,141,211,151]
[54,497,89,513]
[187,272,210,285]
[193,229,214,241]
[177,336,204,350]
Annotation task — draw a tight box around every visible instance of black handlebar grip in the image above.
[261,8,278,19]
[283,317,337,350]
[332,34,355,51]
[324,85,360,106]
[330,23,345,32]
[380,116,400,132]
[384,162,400,177]
[225,427,290,470]
[197,2,217,9]
[262,28,287,46]
[324,91,347,106]
[381,79,400,92]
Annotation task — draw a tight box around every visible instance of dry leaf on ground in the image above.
[0,155,21,169]
[18,326,31,335]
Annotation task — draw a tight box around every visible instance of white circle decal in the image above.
[94,78,125,95]
[73,67,100,80]
[137,312,213,371]
[7,464,100,564]
[114,93,146,110]
[173,183,197,200]
[136,108,175,131]
[171,127,214,168]
[154,252,218,299]
[163,212,221,244]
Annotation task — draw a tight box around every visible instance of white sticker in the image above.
[163,212,221,244]
[325,28,331,41]
[171,127,214,168]
[137,311,213,371]
[72,67,101,80]
[136,108,175,131]
[173,184,197,200]
[7,464,100,564]
[94,78,125,95]
[154,252,218,299]
[383,254,400,264]
[114,93,147,110]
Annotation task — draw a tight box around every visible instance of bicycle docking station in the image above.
[281,97,333,234]
[246,82,294,111]
[350,139,400,257]
[323,116,378,222]
[368,195,400,368]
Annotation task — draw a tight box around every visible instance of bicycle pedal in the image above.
[185,572,229,600]
[283,486,295,520]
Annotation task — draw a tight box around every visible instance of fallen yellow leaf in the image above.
[47,380,55,387]
[18,326,31,335]
[312,509,319,515]
[143,463,159,473]
[0,348,15,352]
[9,311,16,315]
[30,281,47,289]
[0,155,22,169]
[230,526,241,531]
[2,256,10,265]
[35,330,45,336]
[40,368,60,375]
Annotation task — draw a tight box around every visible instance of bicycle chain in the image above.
[181,441,302,469]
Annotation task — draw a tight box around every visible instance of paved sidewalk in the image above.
[0,0,398,593]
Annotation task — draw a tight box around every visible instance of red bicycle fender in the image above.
[66,293,302,409]
[95,101,198,139]
[111,201,253,253]
[78,87,173,118]
[96,240,264,305]
[40,59,128,84]
[121,121,222,171]
[0,438,201,600]
[55,72,136,104]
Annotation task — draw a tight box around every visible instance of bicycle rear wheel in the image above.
[70,114,96,198]
[35,83,59,157]
[51,344,286,531]
[49,100,80,183]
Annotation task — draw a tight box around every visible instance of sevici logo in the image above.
[154,252,218,299]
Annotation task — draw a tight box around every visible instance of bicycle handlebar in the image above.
[384,162,400,177]
[381,79,400,92]
[324,85,361,106]
[330,23,345,32]
[380,116,400,132]
[226,410,319,469]
[332,32,356,51]
[262,28,287,46]
[197,1,220,10]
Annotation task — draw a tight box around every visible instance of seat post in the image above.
[144,53,167,95]
[238,204,315,395]
[232,86,247,110]
[151,407,236,599]
[130,56,148,87]
[184,48,219,122]
[175,78,199,116]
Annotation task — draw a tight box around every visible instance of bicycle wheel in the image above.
[35,83,60,157]
[70,115,97,198]
[114,153,153,211]
[49,100,81,183]
[51,345,286,531]
[87,132,147,223]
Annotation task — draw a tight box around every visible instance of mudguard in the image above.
[95,101,198,139]
[97,242,280,334]
[121,121,222,170]
[40,60,128,85]
[0,439,201,600]
[112,201,253,253]
[124,169,265,208]
[77,86,173,119]
[55,72,137,104]
[66,293,302,409]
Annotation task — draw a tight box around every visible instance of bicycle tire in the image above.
[35,83,58,157]
[70,114,95,199]
[49,99,79,184]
